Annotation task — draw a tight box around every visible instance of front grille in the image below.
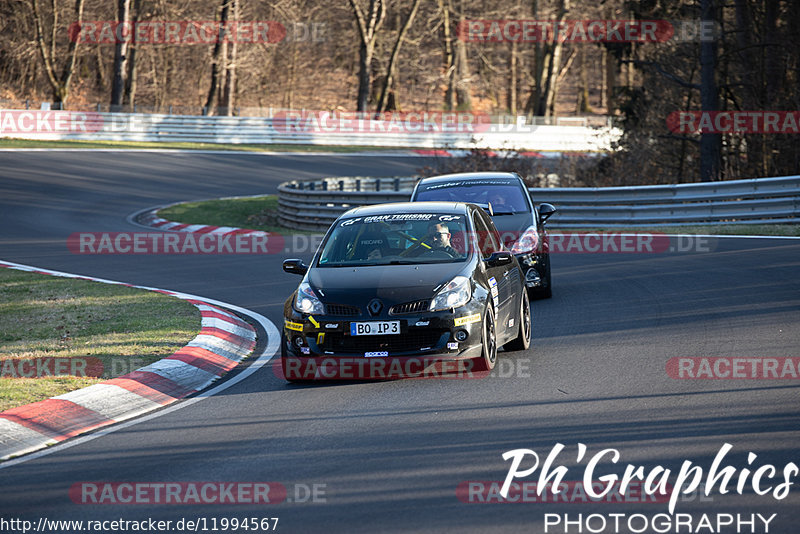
[325,303,360,316]
[389,299,431,315]
[323,330,447,354]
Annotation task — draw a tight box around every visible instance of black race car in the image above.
[410,172,556,299]
[281,202,531,381]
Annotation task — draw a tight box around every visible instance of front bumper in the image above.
[282,303,485,379]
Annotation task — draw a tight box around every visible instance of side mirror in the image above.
[283,259,308,276]
[486,251,513,267]
[538,203,557,223]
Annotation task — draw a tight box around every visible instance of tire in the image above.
[503,290,531,351]
[473,304,498,372]
[530,256,552,300]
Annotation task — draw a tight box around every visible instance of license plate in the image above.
[350,321,400,336]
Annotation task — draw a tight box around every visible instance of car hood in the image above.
[491,213,536,246]
[308,261,470,307]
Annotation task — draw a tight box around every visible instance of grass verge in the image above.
[0,138,400,152]
[555,224,800,236]
[0,268,200,413]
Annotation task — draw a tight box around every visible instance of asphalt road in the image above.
[1,150,799,534]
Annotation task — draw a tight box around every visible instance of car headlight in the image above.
[510,225,539,254]
[294,281,325,314]
[429,276,471,311]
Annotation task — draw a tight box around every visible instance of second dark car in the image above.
[410,172,556,298]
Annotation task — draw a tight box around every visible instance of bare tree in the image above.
[30,0,85,105]
[348,0,386,112]
[110,0,131,109]
[375,0,422,113]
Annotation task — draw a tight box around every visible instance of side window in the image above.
[479,210,505,252]
[472,212,499,259]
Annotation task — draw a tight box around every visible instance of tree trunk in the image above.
[439,0,455,110]
[376,0,421,114]
[349,0,386,112]
[508,40,517,114]
[124,0,141,107]
[539,0,568,117]
[699,0,721,181]
[204,0,231,115]
[221,0,238,115]
[110,0,131,109]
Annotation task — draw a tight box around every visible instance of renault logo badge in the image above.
[367,299,383,316]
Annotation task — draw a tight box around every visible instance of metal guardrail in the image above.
[0,110,618,151]
[278,175,800,231]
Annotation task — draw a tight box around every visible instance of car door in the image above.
[472,209,517,333]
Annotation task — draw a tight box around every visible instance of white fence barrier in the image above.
[0,110,619,151]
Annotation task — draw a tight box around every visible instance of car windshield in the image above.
[317,213,470,267]
[414,179,530,214]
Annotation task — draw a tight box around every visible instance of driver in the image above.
[488,192,510,212]
[424,222,458,257]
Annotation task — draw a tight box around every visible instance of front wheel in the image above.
[504,290,531,351]
[473,304,497,372]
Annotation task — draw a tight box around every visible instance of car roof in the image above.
[340,201,471,218]
[415,171,522,184]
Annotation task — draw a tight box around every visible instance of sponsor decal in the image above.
[300,347,310,355]
[307,316,319,328]
[324,323,339,329]
[454,313,481,327]
[364,351,389,358]
[447,342,459,350]
[415,320,430,326]
[316,333,325,345]
[284,320,304,332]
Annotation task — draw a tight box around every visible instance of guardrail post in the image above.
[394,178,400,191]
[322,181,328,191]
[309,182,315,191]
[356,179,361,191]
[376,179,381,192]
[338,180,344,191]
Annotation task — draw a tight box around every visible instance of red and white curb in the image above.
[138,207,268,237]
[0,260,258,462]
